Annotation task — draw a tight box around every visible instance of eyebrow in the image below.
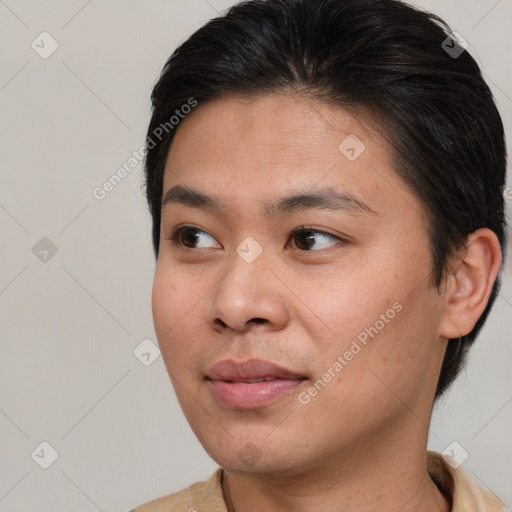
[161,184,377,217]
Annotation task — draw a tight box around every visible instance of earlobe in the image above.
[439,228,502,339]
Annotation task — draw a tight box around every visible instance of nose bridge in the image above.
[210,237,288,331]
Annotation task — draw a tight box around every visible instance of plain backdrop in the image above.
[0,1,511,511]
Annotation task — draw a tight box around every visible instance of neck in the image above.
[222,435,450,512]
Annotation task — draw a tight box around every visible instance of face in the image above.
[152,93,447,476]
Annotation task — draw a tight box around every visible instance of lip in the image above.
[206,359,307,409]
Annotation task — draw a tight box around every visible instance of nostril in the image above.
[214,317,267,330]
[215,319,228,328]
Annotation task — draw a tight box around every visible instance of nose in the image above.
[209,249,290,334]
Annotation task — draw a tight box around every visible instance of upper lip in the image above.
[206,359,307,382]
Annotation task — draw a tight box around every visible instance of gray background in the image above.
[0,1,510,511]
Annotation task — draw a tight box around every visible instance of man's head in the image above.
[144,0,505,474]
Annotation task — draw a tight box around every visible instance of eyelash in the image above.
[166,224,345,252]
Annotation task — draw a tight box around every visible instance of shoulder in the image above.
[129,467,226,512]
[427,451,505,512]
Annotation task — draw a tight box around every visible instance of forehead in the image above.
[162,93,425,225]
[166,93,382,170]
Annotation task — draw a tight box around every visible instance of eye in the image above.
[166,225,343,251]
[168,225,221,249]
[288,226,342,251]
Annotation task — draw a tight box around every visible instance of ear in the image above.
[439,228,502,339]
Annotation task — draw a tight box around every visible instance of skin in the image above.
[151,93,502,512]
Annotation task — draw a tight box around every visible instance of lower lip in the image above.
[208,378,305,409]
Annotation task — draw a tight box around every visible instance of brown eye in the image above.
[290,228,341,251]
[169,226,220,249]
[179,228,200,248]
[167,225,342,251]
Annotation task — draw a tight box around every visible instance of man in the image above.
[131,0,507,510]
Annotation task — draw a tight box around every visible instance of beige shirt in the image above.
[130,451,504,512]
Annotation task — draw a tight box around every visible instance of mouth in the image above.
[205,358,308,409]
[218,376,283,383]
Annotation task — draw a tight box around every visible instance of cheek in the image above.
[299,246,437,368]
[151,263,204,366]
[151,265,175,339]
[327,284,441,405]
[290,261,399,348]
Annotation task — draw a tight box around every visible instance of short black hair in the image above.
[143,0,507,399]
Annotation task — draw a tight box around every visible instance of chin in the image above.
[197,431,309,476]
